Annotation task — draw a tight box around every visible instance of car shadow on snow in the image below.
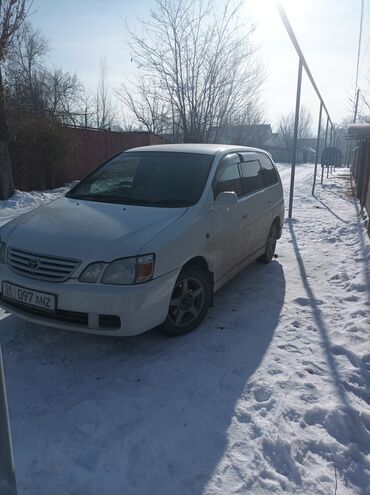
[1,260,285,495]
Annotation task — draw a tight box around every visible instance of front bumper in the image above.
[0,264,179,336]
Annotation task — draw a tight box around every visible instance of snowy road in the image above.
[0,164,369,494]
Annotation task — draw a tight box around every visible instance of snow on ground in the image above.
[0,187,67,228]
[0,165,369,495]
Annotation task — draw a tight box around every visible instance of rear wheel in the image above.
[160,266,212,337]
[258,223,278,264]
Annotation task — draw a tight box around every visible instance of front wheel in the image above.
[160,266,212,337]
[257,223,278,264]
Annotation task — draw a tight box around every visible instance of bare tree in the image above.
[358,80,370,123]
[46,68,83,119]
[278,105,313,148]
[6,22,49,111]
[6,22,86,125]
[121,0,264,143]
[119,78,171,135]
[96,59,116,129]
[0,0,28,199]
[78,88,96,127]
[360,97,370,123]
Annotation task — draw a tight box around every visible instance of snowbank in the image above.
[0,188,66,228]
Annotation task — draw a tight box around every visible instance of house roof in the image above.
[301,146,316,154]
[347,124,370,139]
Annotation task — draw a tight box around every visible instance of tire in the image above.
[257,222,278,264]
[160,266,212,337]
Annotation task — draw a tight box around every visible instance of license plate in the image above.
[2,282,56,311]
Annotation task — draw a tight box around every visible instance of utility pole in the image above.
[312,102,323,195]
[288,59,303,219]
[321,116,329,185]
[355,0,364,95]
[353,0,364,122]
[0,347,17,495]
[354,88,360,123]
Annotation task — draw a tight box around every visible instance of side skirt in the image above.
[213,246,265,293]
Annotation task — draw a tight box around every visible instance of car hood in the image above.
[2,196,188,262]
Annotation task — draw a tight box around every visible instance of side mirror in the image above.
[214,191,238,208]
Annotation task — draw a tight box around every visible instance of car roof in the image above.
[125,143,266,155]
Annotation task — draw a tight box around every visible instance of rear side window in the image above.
[258,153,278,187]
[239,160,264,195]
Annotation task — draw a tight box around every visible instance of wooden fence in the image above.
[63,128,166,183]
[351,138,370,234]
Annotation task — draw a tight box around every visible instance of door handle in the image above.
[242,214,248,219]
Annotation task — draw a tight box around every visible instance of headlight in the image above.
[78,262,107,283]
[0,238,6,264]
[78,254,155,285]
[102,257,137,285]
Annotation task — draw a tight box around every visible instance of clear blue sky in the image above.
[31,0,370,129]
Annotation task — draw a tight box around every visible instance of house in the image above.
[208,124,318,163]
[208,124,274,148]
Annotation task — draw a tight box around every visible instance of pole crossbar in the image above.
[276,1,335,129]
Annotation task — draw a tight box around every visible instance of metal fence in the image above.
[276,1,338,217]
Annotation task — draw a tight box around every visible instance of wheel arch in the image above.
[272,216,282,239]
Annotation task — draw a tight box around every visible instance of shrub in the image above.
[7,112,76,191]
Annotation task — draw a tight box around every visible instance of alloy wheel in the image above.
[168,277,205,327]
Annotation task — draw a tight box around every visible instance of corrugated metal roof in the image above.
[347,124,370,139]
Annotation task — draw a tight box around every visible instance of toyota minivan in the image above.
[0,144,284,337]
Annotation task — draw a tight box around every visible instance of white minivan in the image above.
[0,144,284,337]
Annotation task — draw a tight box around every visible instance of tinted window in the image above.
[67,152,214,207]
[213,158,242,198]
[258,153,278,186]
[239,160,264,195]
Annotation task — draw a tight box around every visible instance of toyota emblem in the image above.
[28,257,40,270]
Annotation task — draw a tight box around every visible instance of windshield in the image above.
[66,151,214,207]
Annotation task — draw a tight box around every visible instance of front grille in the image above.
[1,297,121,330]
[7,247,80,282]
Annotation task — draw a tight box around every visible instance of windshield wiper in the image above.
[147,199,191,207]
[67,193,190,207]
[67,193,137,204]
[66,193,100,200]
